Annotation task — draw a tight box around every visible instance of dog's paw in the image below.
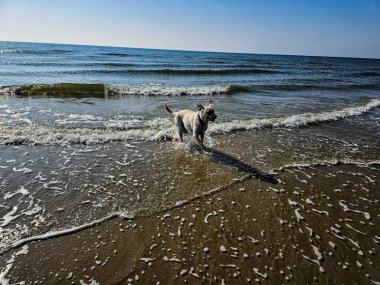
[174,142,191,151]
[202,148,212,155]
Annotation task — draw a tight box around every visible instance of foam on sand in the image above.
[1,211,133,255]
[0,245,29,285]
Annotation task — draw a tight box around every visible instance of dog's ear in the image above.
[197,102,204,111]
[208,100,214,108]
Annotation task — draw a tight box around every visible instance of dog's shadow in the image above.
[200,147,279,184]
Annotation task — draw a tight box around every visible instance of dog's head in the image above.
[197,100,217,122]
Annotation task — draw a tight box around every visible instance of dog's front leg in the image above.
[200,132,204,144]
[195,134,205,150]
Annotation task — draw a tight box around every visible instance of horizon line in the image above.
[1,39,379,60]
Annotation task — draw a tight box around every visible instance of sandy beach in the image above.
[1,161,379,284]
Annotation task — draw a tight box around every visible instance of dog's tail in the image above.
[164,104,175,115]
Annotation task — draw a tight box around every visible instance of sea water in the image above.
[0,41,379,255]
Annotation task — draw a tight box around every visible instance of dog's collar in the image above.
[198,113,207,126]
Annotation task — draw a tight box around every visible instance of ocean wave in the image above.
[208,98,380,133]
[0,49,19,54]
[13,62,138,68]
[0,123,175,146]
[250,83,380,92]
[49,49,72,53]
[0,83,245,97]
[109,85,240,96]
[98,52,130,57]
[97,63,137,67]
[70,68,280,75]
[0,99,378,146]
[1,83,106,97]
[0,49,72,55]
[358,71,380,77]
[3,82,379,97]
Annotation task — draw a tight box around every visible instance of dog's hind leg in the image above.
[175,118,186,143]
[178,129,184,142]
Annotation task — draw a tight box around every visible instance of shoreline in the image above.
[1,163,379,284]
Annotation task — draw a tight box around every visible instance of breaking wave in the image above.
[0,99,379,146]
[209,98,380,133]
[0,49,19,54]
[65,68,280,75]
[109,84,244,96]
[0,49,72,55]
[2,82,380,98]
[0,83,246,97]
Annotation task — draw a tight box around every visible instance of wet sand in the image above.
[1,163,379,284]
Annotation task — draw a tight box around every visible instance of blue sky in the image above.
[0,0,379,58]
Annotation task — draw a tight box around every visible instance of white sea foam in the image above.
[0,49,18,54]
[0,87,14,96]
[0,99,379,145]
[108,84,231,96]
[1,206,20,227]
[1,212,124,255]
[0,245,29,285]
[0,117,176,145]
[208,98,380,134]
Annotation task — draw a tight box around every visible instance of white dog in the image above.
[164,101,217,149]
